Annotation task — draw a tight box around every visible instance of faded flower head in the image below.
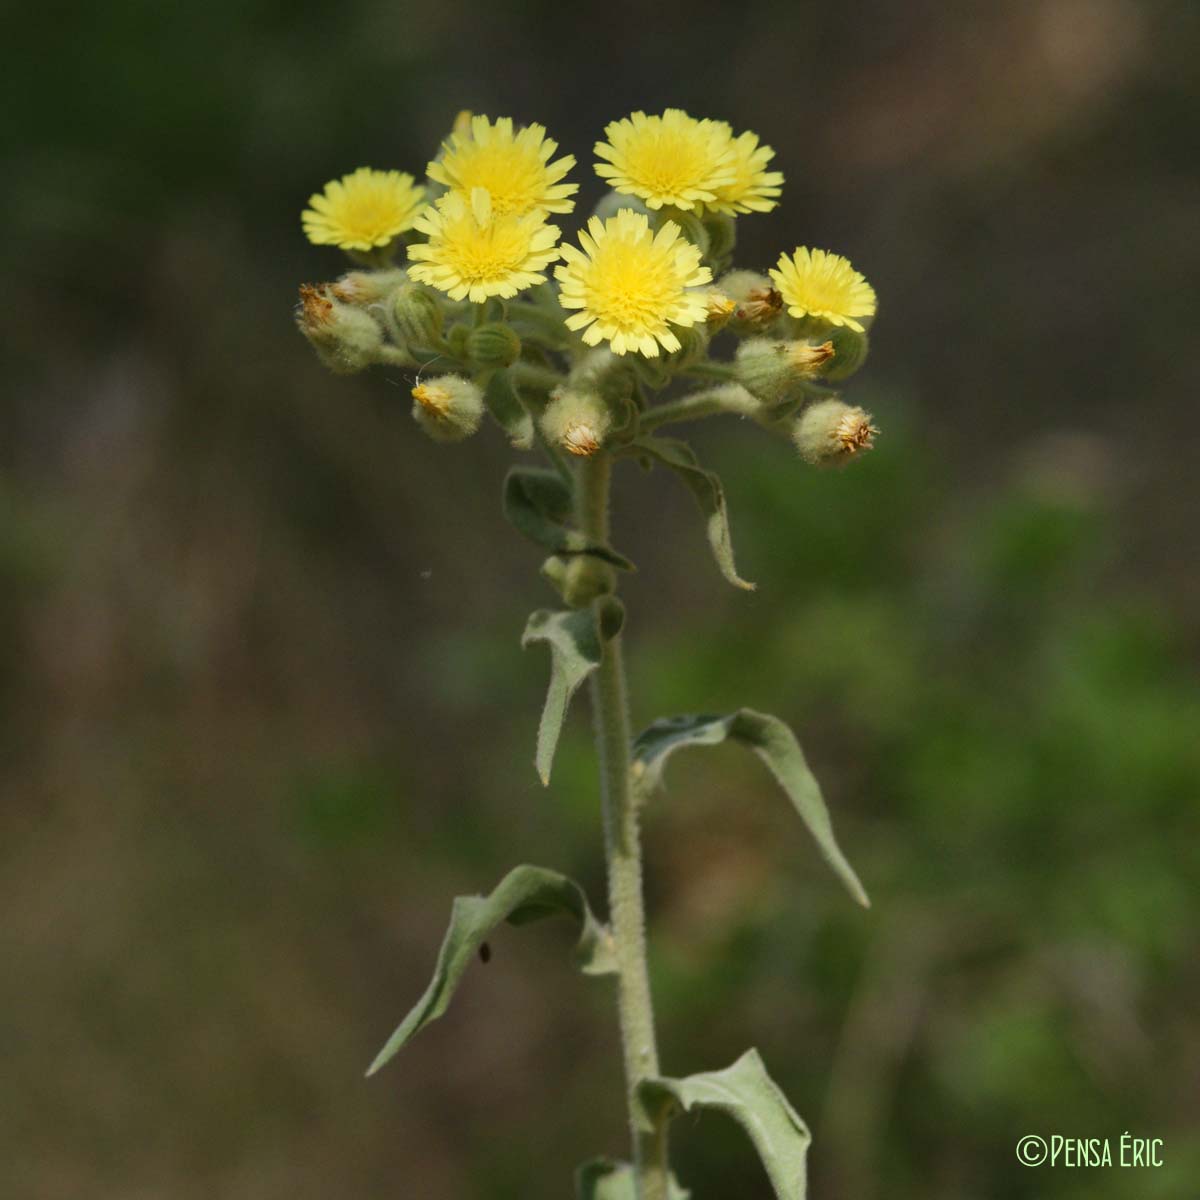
[793,399,878,466]
[555,209,712,356]
[427,114,578,217]
[302,168,425,251]
[408,187,561,303]
[770,247,877,332]
[541,390,612,457]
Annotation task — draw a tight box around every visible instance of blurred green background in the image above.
[4,1,1198,1197]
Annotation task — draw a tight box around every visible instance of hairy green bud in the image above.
[736,338,833,403]
[541,553,614,608]
[820,323,870,382]
[540,389,612,457]
[592,190,651,223]
[656,207,709,256]
[392,284,444,350]
[702,210,737,263]
[296,283,384,374]
[568,348,634,406]
[331,268,409,306]
[467,322,522,369]
[792,399,878,467]
[411,374,484,442]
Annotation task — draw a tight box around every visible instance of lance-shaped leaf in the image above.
[483,369,535,448]
[626,435,754,591]
[576,1158,691,1200]
[367,865,616,1077]
[503,466,634,569]
[523,599,625,784]
[632,709,869,907]
[637,1050,810,1200]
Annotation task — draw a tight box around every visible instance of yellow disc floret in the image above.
[769,247,877,332]
[594,109,736,211]
[706,128,784,215]
[554,208,713,356]
[407,187,561,303]
[427,114,578,217]
[302,167,426,251]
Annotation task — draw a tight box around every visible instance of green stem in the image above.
[577,454,670,1200]
[640,385,754,432]
[682,360,737,382]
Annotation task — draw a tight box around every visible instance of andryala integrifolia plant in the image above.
[297,107,879,1200]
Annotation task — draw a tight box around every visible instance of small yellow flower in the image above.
[769,247,877,332]
[302,168,425,251]
[407,187,561,303]
[555,209,712,356]
[594,109,735,211]
[706,129,784,215]
[427,114,578,217]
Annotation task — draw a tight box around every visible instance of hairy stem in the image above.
[640,384,757,432]
[578,453,670,1200]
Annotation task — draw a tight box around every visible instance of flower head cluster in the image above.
[297,108,880,468]
[555,210,711,356]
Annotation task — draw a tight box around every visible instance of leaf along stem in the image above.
[577,453,671,1200]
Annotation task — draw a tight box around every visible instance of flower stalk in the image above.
[578,453,671,1200]
[295,106,882,1200]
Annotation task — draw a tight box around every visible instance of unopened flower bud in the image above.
[568,349,634,406]
[658,208,709,255]
[666,323,709,367]
[296,283,384,374]
[820,323,870,382]
[392,284,444,350]
[467,322,521,369]
[702,211,737,263]
[411,374,484,442]
[736,337,836,404]
[718,270,784,335]
[792,399,878,467]
[330,268,408,305]
[540,390,612,457]
[541,553,614,608]
[592,191,651,223]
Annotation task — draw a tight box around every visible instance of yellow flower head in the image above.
[769,247,877,332]
[706,129,784,215]
[594,109,735,211]
[554,209,713,356]
[302,168,425,251]
[427,115,578,217]
[407,187,561,303]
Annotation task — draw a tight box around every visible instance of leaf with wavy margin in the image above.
[367,865,615,1076]
[632,709,868,907]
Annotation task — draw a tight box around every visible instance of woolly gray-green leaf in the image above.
[626,435,754,590]
[503,466,634,569]
[632,709,869,907]
[366,865,615,1077]
[575,1158,690,1200]
[483,369,535,448]
[637,1050,810,1200]
[523,599,624,784]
